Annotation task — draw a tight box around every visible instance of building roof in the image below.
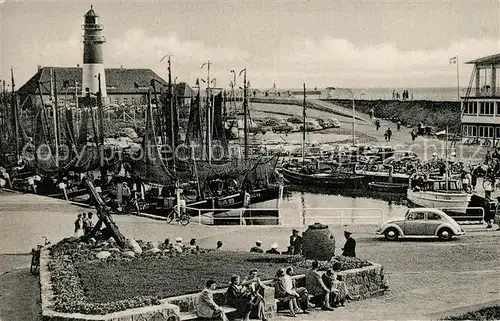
[84,6,98,17]
[465,53,500,65]
[16,66,196,96]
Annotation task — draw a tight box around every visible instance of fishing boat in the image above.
[406,178,471,214]
[368,181,408,193]
[281,167,364,189]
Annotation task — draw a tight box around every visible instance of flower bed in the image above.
[48,238,374,315]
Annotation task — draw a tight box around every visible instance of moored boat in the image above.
[406,178,471,214]
[368,181,408,193]
[281,167,364,190]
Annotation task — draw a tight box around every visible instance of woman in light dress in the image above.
[74,213,85,238]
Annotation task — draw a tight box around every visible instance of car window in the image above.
[426,212,441,220]
[408,212,425,220]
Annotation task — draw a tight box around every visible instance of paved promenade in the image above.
[1,190,500,320]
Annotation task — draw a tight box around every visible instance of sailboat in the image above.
[280,83,364,190]
[128,64,281,224]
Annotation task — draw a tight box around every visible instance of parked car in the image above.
[287,116,303,124]
[272,122,295,133]
[317,118,341,129]
[299,121,323,132]
[248,125,269,135]
[376,208,465,241]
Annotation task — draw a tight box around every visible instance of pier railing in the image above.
[298,207,385,227]
[181,206,386,226]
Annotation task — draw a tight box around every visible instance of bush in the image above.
[443,306,500,320]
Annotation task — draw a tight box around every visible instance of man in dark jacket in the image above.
[341,231,356,257]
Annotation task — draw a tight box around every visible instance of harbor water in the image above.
[251,189,408,227]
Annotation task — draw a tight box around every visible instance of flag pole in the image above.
[456,55,460,102]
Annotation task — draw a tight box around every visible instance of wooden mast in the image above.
[302,83,306,165]
[167,55,176,171]
[10,68,20,159]
[240,68,248,160]
[50,69,59,166]
[202,61,212,163]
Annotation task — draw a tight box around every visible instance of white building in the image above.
[461,53,500,147]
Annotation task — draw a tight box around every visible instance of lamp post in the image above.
[333,87,356,146]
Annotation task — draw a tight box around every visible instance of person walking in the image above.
[387,128,392,141]
[397,120,401,132]
[341,231,356,257]
[384,131,388,142]
[375,119,380,131]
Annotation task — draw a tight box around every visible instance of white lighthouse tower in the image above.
[82,5,107,99]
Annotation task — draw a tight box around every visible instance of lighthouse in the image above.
[82,5,106,99]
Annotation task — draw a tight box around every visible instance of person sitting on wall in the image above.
[273,268,303,317]
[196,279,229,321]
[285,266,311,311]
[305,260,334,311]
[321,268,355,307]
[225,274,267,321]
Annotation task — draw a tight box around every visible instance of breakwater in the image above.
[324,99,460,131]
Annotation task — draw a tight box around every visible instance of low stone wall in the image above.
[39,250,180,321]
[40,249,386,321]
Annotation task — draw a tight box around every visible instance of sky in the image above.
[1,0,499,89]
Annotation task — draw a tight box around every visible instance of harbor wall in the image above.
[324,99,461,131]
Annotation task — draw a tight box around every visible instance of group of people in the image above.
[383,128,393,142]
[250,229,303,255]
[162,237,224,254]
[197,263,355,321]
[392,89,412,101]
[250,230,356,258]
[73,212,95,238]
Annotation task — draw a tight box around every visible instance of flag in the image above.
[449,56,457,64]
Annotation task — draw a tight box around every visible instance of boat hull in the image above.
[406,189,471,214]
[368,182,408,194]
[281,168,364,189]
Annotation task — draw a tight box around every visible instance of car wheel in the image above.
[437,228,453,241]
[384,228,399,241]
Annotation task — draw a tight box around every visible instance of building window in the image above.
[465,101,477,114]
[463,125,477,137]
[496,127,500,139]
[479,126,494,138]
[479,102,494,115]
[497,102,500,116]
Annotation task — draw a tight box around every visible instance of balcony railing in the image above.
[464,88,500,98]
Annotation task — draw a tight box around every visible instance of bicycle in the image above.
[31,236,50,275]
[166,205,190,226]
